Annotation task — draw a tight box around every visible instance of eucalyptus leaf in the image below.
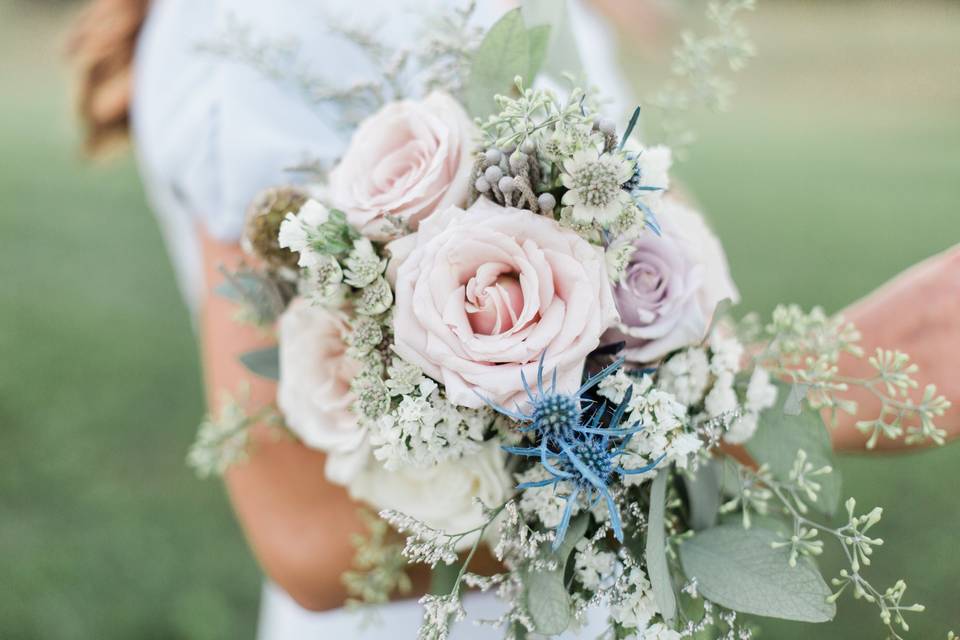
[465,9,529,118]
[239,346,280,381]
[645,471,676,623]
[524,513,588,635]
[521,0,584,80]
[215,269,284,325]
[526,24,551,83]
[683,461,721,531]
[784,383,809,416]
[746,383,841,514]
[679,525,836,623]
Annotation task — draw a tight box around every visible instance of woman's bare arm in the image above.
[830,245,960,452]
[199,229,375,612]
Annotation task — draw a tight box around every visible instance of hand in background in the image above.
[831,245,960,452]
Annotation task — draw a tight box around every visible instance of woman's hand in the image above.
[830,245,960,452]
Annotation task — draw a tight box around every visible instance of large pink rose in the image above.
[277,299,367,483]
[390,198,619,409]
[328,91,477,240]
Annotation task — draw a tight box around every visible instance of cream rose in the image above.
[604,197,740,363]
[276,299,367,483]
[328,91,477,240]
[349,441,512,549]
[390,198,619,409]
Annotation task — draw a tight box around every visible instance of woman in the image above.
[69,0,959,637]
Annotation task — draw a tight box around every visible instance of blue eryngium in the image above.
[484,353,666,549]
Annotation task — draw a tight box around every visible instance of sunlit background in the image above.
[1,1,957,638]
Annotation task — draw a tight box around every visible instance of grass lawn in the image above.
[1,1,957,638]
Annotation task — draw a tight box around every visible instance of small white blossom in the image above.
[724,367,778,445]
[709,332,745,375]
[724,411,758,445]
[370,387,489,469]
[515,466,580,528]
[659,348,710,406]
[745,366,778,412]
[611,564,657,630]
[278,200,332,267]
[705,371,738,417]
[573,541,618,591]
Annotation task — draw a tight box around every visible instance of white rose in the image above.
[277,299,368,484]
[349,441,512,550]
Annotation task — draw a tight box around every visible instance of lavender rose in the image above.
[328,91,477,240]
[389,198,619,409]
[605,197,739,363]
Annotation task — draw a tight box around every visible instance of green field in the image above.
[1,2,957,638]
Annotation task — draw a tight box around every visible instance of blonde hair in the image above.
[67,0,150,156]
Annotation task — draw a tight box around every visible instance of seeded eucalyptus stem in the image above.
[738,462,924,639]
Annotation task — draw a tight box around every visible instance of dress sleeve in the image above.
[133,0,358,244]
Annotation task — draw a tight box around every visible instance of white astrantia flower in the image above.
[560,148,635,226]
[658,347,711,406]
[342,238,386,288]
[573,541,618,591]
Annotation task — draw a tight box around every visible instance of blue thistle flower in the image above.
[482,353,667,549]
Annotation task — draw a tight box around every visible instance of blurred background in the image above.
[0,0,957,638]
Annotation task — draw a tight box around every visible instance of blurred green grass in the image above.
[0,1,957,639]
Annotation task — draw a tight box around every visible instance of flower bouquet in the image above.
[191,4,951,639]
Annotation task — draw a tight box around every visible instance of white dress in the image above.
[131,1,631,637]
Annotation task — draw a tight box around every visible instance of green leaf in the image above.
[619,106,641,150]
[645,471,676,623]
[465,9,530,119]
[521,0,584,81]
[526,24,551,83]
[215,269,285,325]
[684,462,721,531]
[524,514,588,635]
[679,525,836,623]
[239,347,280,381]
[746,384,841,514]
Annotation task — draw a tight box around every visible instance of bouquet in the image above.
[191,4,951,639]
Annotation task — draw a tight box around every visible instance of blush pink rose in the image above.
[328,91,477,240]
[389,198,619,409]
[277,299,367,484]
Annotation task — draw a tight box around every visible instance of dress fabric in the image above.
[131,1,630,637]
